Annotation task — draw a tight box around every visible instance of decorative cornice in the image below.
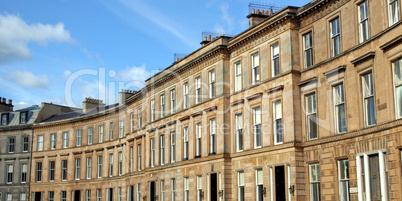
[246,92,263,101]
[323,65,346,77]
[191,111,203,117]
[266,85,284,94]
[380,35,402,52]
[351,52,375,65]
[167,120,177,126]
[298,77,318,87]
[231,99,244,106]
[178,116,190,122]
[204,106,217,113]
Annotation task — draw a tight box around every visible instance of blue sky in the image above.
[0,0,310,110]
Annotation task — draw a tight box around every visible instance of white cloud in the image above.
[63,70,72,78]
[116,64,150,88]
[6,70,49,89]
[0,14,74,63]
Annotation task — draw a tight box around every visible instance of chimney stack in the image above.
[247,8,270,28]
[119,89,136,105]
[0,97,13,112]
[82,98,105,114]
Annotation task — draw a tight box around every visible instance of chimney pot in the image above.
[176,58,179,62]
[212,37,215,40]
[270,9,273,15]
[208,35,211,41]
[265,10,269,15]
[2,98,5,103]
[257,9,260,14]
[8,99,12,105]
[203,36,207,41]
[252,9,255,14]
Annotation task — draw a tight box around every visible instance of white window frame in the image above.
[333,84,347,134]
[49,161,55,182]
[273,100,283,145]
[63,132,69,148]
[306,93,318,140]
[130,112,134,132]
[161,94,165,118]
[138,144,142,171]
[253,107,261,148]
[238,171,244,201]
[151,99,155,121]
[209,70,215,98]
[196,123,202,157]
[171,132,175,163]
[76,129,82,147]
[362,72,376,126]
[160,135,165,165]
[171,179,175,201]
[393,58,402,118]
[97,189,102,201]
[256,169,263,201]
[358,1,369,43]
[303,31,314,68]
[184,177,189,201]
[170,89,176,114]
[119,120,124,138]
[389,0,400,26]
[118,187,121,201]
[234,61,242,92]
[137,184,141,201]
[110,122,114,140]
[338,159,350,201]
[197,176,202,201]
[86,190,91,201]
[88,127,93,145]
[138,108,142,128]
[150,138,155,167]
[251,52,260,85]
[75,158,81,180]
[62,160,67,181]
[130,146,134,172]
[236,113,243,152]
[97,155,102,178]
[22,136,29,152]
[209,118,216,154]
[61,191,67,201]
[87,157,92,179]
[183,127,189,159]
[37,135,43,151]
[109,153,113,177]
[271,43,280,77]
[99,125,104,143]
[21,163,27,183]
[6,164,13,184]
[183,83,189,109]
[36,162,42,182]
[160,180,165,201]
[330,17,341,57]
[309,163,320,201]
[50,133,56,150]
[195,77,201,104]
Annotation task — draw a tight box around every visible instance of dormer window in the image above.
[20,112,27,124]
[1,114,8,125]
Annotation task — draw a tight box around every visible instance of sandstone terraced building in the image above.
[29,0,402,200]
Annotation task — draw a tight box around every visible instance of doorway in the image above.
[73,190,80,201]
[108,188,113,201]
[130,186,134,201]
[275,166,286,201]
[34,192,41,201]
[150,181,156,201]
[210,173,217,201]
[369,155,381,201]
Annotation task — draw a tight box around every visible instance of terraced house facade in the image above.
[29,0,402,201]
